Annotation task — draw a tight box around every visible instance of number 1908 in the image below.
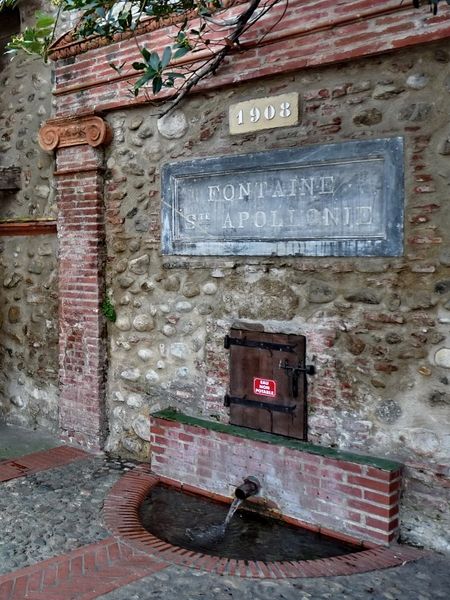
[236,101,292,125]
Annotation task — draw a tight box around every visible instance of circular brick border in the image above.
[103,465,425,579]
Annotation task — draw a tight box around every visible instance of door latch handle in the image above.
[278,360,316,376]
[278,359,315,398]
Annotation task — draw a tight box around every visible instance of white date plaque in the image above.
[229,93,300,135]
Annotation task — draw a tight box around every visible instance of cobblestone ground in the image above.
[0,456,131,575]
[97,557,450,600]
[1,454,449,600]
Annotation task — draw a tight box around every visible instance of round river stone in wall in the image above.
[132,414,152,441]
[406,73,429,90]
[376,400,402,423]
[157,110,188,139]
[129,254,150,275]
[435,348,450,368]
[116,316,132,331]
[133,314,155,332]
[308,281,336,304]
[120,368,141,381]
[203,282,218,295]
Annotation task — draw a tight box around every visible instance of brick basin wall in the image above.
[150,412,402,546]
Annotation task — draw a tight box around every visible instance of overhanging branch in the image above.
[158,0,265,116]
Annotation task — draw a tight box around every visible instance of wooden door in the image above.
[225,329,308,440]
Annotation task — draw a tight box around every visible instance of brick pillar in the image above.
[39,114,112,450]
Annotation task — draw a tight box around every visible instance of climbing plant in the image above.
[1,0,449,106]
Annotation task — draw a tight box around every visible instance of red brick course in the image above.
[0,447,89,483]
[0,537,167,600]
[49,0,450,116]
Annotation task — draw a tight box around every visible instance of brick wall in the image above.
[55,145,108,449]
[150,414,402,546]
[39,0,450,552]
[50,0,450,116]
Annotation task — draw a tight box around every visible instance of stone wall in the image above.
[101,42,450,551]
[0,0,59,429]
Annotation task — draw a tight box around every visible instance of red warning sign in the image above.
[253,377,277,398]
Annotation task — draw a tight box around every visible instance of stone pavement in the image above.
[0,433,449,600]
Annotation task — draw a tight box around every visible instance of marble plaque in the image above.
[229,93,300,134]
[161,138,404,257]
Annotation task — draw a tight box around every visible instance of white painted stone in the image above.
[116,316,132,331]
[406,73,429,90]
[115,339,131,351]
[132,414,152,441]
[435,348,450,368]
[211,269,225,278]
[175,301,193,312]
[170,343,188,360]
[138,348,154,361]
[157,110,188,139]
[113,391,126,402]
[120,368,141,381]
[126,393,144,408]
[145,369,159,383]
[156,360,165,369]
[162,324,176,337]
[203,282,218,295]
[112,406,127,421]
[133,314,155,332]
[35,185,50,199]
[159,304,170,314]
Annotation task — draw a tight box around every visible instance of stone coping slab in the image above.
[151,410,402,472]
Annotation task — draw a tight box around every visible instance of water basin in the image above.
[139,484,361,562]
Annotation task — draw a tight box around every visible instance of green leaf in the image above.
[173,46,190,59]
[141,47,151,62]
[161,46,172,68]
[149,51,160,71]
[152,76,163,94]
[134,71,155,92]
[35,14,55,29]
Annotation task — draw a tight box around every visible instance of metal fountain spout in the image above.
[234,476,261,500]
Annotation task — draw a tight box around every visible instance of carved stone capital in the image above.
[39,113,112,152]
